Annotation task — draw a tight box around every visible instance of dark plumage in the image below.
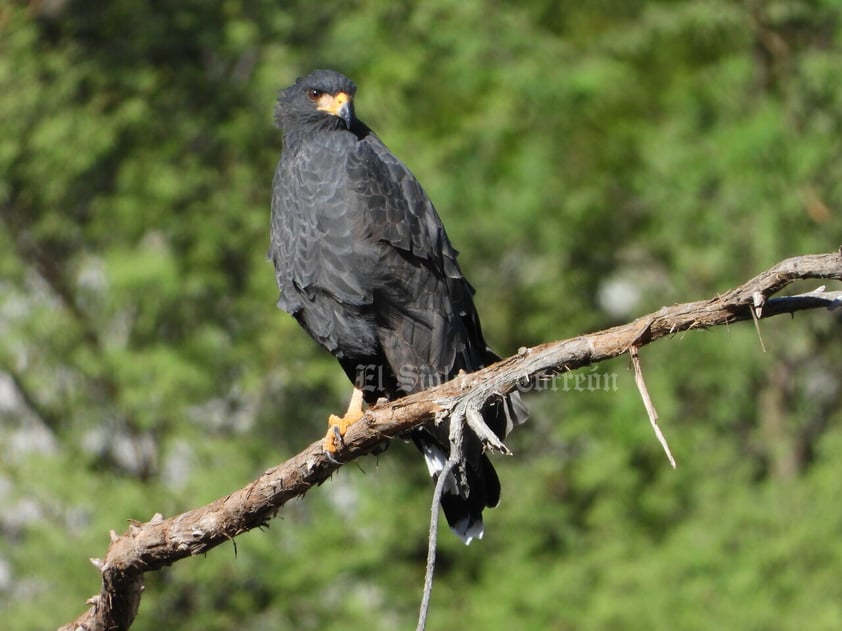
[270,69,527,543]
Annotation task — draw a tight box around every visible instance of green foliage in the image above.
[2,0,842,629]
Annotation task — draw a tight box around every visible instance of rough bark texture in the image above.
[59,251,842,631]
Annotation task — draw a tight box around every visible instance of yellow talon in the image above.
[323,387,365,453]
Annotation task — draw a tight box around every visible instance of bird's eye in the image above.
[306,88,323,101]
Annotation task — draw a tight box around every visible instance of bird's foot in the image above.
[323,387,365,455]
[323,408,365,454]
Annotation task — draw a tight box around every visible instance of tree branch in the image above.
[59,250,842,631]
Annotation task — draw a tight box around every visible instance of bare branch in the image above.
[59,250,842,631]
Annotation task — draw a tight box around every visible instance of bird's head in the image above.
[276,69,358,133]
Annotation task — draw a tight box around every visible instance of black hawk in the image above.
[270,69,527,543]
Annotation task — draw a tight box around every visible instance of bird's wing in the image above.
[345,134,489,382]
[347,134,464,279]
[270,138,381,311]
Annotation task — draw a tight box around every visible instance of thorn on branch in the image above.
[750,292,767,353]
[752,291,766,319]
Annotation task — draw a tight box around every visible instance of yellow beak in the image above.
[317,92,354,128]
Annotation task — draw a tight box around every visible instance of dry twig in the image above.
[629,345,676,468]
[416,423,461,631]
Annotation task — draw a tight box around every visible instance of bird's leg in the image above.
[324,386,365,454]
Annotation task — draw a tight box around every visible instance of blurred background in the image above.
[2,1,842,629]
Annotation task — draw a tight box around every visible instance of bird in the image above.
[269,69,527,544]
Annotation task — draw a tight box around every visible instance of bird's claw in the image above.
[323,409,364,456]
